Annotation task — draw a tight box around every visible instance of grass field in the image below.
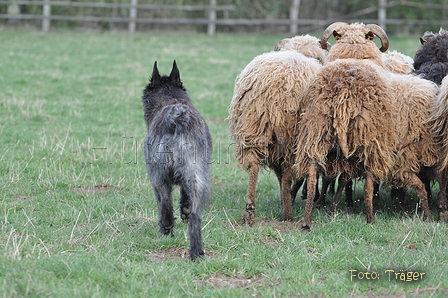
[1,28,447,297]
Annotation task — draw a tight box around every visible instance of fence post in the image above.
[378,0,386,30]
[129,0,138,33]
[290,0,300,35]
[42,0,51,32]
[208,0,216,35]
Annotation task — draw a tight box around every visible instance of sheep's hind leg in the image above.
[301,161,317,231]
[406,172,431,221]
[437,171,448,222]
[364,172,375,224]
[329,173,350,214]
[316,176,332,208]
[281,168,293,221]
[243,156,259,226]
[290,178,304,204]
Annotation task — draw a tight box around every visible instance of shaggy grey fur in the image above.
[142,61,212,260]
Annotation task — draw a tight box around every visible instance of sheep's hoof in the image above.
[282,215,293,222]
[439,211,448,222]
[366,216,376,224]
[242,211,255,226]
[301,223,311,232]
[422,213,432,222]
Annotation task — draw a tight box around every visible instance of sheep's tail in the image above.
[333,101,351,158]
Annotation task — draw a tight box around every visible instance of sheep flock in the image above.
[228,22,448,229]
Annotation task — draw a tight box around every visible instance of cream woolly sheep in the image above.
[274,34,327,64]
[228,36,324,225]
[295,22,439,230]
[382,50,414,74]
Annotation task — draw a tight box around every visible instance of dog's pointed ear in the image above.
[150,61,161,84]
[169,60,182,87]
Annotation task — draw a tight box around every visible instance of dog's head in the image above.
[149,60,185,91]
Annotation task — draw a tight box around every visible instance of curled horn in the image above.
[321,22,348,50]
[319,40,332,51]
[365,24,389,52]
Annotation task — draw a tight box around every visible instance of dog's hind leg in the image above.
[153,182,175,236]
[186,183,208,261]
[188,210,204,261]
[180,187,191,223]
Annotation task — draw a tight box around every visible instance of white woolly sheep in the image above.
[228,35,324,225]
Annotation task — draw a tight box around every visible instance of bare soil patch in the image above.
[71,183,126,194]
[354,284,447,298]
[235,217,303,233]
[196,274,282,289]
[14,194,31,200]
[146,247,219,262]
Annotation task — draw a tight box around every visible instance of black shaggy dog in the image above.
[142,60,212,260]
[414,28,448,85]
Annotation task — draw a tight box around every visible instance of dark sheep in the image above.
[414,28,448,85]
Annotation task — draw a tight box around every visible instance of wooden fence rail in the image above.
[2,0,448,35]
[0,0,236,34]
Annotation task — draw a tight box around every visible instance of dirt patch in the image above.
[14,194,31,200]
[235,217,303,233]
[354,284,447,298]
[147,247,219,262]
[71,183,125,194]
[196,274,282,289]
[198,275,259,289]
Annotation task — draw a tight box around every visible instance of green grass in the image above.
[1,28,447,297]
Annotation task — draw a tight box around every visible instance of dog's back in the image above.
[142,61,211,260]
[145,103,211,171]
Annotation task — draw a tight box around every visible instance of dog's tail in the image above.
[165,104,195,134]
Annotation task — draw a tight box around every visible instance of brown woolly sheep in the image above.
[427,76,448,221]
[228,37,324,225]
[385,70,439,219]
[295,22,439,230]
[294,59,396,229]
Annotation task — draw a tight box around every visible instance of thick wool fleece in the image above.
[294,59,396,181]
[414,29,448,85]
[381,50,414,74]
[386,72,439,187]
[276,34,327,64]
[428,75,448,171]
[228,50,322,169]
